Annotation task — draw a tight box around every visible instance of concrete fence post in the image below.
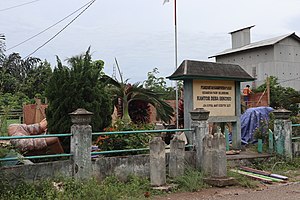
[211,128,227,178]
[202,133,213,175]
[150,137,166,186]
[190,108,210,170]
[169,137,185,178]
[203,127,235,187]
[69,108,93,180]
[273,108,292,159]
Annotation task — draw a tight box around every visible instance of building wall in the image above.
[273,38,300,89]
[216,46,275,88]
[216,37,300,91]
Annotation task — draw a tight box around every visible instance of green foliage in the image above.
[22,60,52,99]
[0,45,49,108]
[0,92,30,110]
[95,119,156,155]
[0,52,40,94]
[0,176,155,200]
[253,119,270,141]
[46,48,113,134]
[0,142,14,158]
[173,168,207,192]
[254,76,300,115]
[144,67,182,100]
[103,74,174,124]
[0,102,23,136]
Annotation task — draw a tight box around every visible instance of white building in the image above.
[209,26,300,91]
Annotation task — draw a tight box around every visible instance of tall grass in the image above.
[173,168,207,192]
[0,175,159,200]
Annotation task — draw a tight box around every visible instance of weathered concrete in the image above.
[211,129,227,178]
[202,134,213,175]
[92,154,150,182]
[190,108,210,170]
[150,137,166,186]
[0,160,72,185]
[202,128,235,187]
[273,109,293,159]
[70,108,93,180]
[169,137,185,178]
[292,142,300,156]
[1,151,196,183]
[183,79,194,143]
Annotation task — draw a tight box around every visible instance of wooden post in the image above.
[34,98,41,123]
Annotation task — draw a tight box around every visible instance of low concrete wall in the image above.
[1,160,72,184]
[1,151,196,183]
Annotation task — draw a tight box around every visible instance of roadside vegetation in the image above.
[2,157,300,200]
[0,169,209,200]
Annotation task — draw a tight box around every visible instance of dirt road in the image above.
[153,182,300,200]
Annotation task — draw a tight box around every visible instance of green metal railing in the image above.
[92,128,193,136]
[91,144,194,156]
[91,129,194,155]
[0,129,194,163]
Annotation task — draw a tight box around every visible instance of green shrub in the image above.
[46,48,113,135]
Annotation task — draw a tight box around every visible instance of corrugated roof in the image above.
[167,60,255,82]
[209,33,300,58]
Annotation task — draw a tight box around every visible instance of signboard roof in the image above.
[167,60,255,82]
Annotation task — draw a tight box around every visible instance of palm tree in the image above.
[102,59,174,124]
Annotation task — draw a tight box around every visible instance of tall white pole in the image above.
[174,0,179,128]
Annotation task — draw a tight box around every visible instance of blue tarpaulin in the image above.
[240,106,274,144]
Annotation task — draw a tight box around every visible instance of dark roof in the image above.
[167,60,255,82]
[229,25,255,34]
[209,33,300,58]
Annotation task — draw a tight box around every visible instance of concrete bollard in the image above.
[169,136,185,178]
[211,128,227,178]
[202,134,213,175]
[150,137,166,186]
[203,127,235,187]
[273,109,292,159]
[190,108,210,170]
[69,108,93,180]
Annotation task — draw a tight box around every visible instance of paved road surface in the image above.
[154,182,300,200]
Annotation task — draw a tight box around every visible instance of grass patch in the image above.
[0,175,165,200]
[173,168,207,192]
[0,169,210,199]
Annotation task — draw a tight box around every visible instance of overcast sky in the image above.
[1,0,300,83]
